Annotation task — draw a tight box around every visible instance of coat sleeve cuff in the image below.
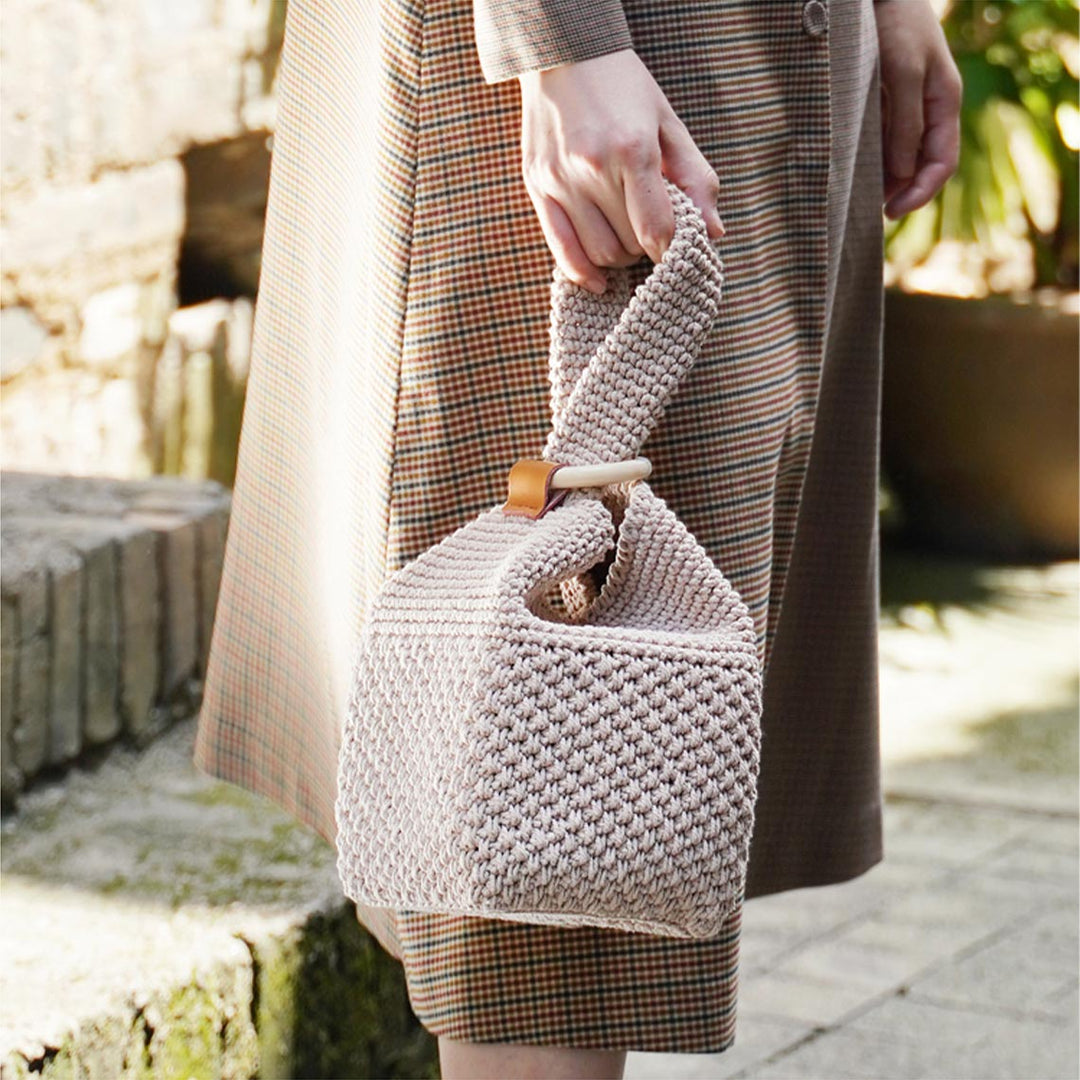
[473,0,634,85]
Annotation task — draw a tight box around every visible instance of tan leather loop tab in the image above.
[502,459,568,519]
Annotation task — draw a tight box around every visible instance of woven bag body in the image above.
[335,182,763,939]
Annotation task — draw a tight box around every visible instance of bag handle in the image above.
[541,178,725,468]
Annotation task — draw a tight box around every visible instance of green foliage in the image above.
[885,0,1079,290]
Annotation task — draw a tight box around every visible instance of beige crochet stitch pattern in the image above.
[335,180,764,939]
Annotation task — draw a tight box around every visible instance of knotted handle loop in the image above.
[541,178,725,469]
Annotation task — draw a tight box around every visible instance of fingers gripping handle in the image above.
[541,179,725,468]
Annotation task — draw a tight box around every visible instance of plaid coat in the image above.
[194,0,885,1051]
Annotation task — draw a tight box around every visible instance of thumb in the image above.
[660,117,726,239]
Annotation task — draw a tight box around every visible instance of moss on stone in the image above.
[183,782,264,811]
[146,984,225,1080]
[248,907,438,1080]
[246,928,303,1079]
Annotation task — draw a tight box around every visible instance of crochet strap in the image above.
[542,179,724,468]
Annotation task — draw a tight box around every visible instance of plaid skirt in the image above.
[356,0,883,1051]
[396,908,743,1052]
[195,0,885,1054]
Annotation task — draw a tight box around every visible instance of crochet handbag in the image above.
[335,179,763,939]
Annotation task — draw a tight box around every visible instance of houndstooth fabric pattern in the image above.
[335,183,763,938]
[194,0,886,1048]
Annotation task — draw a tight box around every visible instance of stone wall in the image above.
[1,471,231,810]
[1,0,283,481]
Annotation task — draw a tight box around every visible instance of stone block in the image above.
[44,540,83,766]
[4,515,127,748]
[126,510,199,700]
[0,536,48,640]
[77,533,121,746]
[1,361,155,479]
[78,283,142,372]
[136,33,243,159]
[168,299,234,354]
[140,959,260,1080]
[196,506,229,674]
[11,636,49,777]
[1,535,51,778]
[156,299,252,486]
[0,3,45,196]
[0,161,185,290]
[117,528,161,740]
[0,473,231,796]
[0,526,88,769]
[0,596,23,808]
[0,307,49,382]
[0,716,437,1080]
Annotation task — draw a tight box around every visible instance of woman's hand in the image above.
[874,0,963,219]
[517,48,725,293]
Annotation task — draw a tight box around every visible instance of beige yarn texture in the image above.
[335,181,764,939]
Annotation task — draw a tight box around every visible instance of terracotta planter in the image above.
[882,288,1079,559]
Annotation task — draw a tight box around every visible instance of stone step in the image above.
[0,471,231,811]
[0,715,437,1080]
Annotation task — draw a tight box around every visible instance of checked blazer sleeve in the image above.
[473,0,634,84]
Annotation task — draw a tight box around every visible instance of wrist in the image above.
[518,46,636,86]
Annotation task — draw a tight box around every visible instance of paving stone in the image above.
[881,799,1036,868]
[979,837,1080,887]
[735,969,879,1029]
[1025,817,1080,855]
[741,860,908,940]
[742,1017,1074,1080]
[772,936,935,995]
[843,993,996,1049]
[836,912,993,970]
[738,926,810,976]
[1040,979,1079,1026]
[874,872,1043,941]
[905,909,1078,1018]
[731,1030,872,1080]
[965,1014,1079,1080]
[625,1016,812,1080]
